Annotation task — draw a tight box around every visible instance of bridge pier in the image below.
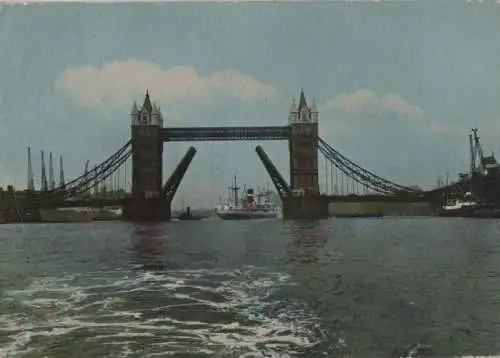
[122,198,171,222]
[282,195,329,220]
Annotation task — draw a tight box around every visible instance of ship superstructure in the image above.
[215,176,279,220]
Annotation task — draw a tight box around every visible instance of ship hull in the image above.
[438,206,476,217]
[438,206,500,218]
[216,210,277,220]
[177,214,203,221]
[335,212,384,218]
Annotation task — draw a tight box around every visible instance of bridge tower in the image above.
[288,89,320,195]
[123,90,169,221]
[284,90,328,218]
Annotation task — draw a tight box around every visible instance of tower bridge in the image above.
[22,89,458,220]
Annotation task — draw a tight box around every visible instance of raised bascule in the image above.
[23,89,455,220]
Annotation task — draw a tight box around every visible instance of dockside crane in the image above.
[59,155,65,190]
[41,151,48,191]
[49,152,55,190]
[472,128,485,174]
[472,128,498,175]
[27,146,35,192]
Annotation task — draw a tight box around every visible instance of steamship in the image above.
[215,177,279,220]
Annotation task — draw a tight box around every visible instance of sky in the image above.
[1,1,500,208]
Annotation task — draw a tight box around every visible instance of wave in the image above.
[0,265,325,357]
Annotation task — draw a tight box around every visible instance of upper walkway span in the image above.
[161,126,290,142]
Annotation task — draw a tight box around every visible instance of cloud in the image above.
[55,60,279,112]
[427,120,500,139]
[429,123,456,134]
[428,123,471,136]
[322,89,423,117]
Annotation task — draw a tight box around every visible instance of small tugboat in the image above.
[439,199,500,218]
[335,212,384,218]
[177,206,203,221]
[438,190,479,217]
[438,191,500,218]
[438,196,478,217]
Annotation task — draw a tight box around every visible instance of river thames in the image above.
[1,217,500,357]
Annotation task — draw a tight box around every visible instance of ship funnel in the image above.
[247,188,254,204]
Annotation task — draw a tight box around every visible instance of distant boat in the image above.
[177,206,203,221]
[335,212,383,218]
[438,197,500,218]
[438,197,479,217]
[215,176,279,220]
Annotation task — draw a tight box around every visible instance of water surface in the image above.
[1,217,500,357]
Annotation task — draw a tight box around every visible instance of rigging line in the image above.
[319,138,393,188]
[324,155,328,194]
[73,150,131,193]
[35,149,132,200]
[61,151,131,199]
[320,144,405,194]
[41,140,131,195]
[318,143,395,192]
[318,137,420,192]
[323,142,418,194]
[330,159,334,195]
[320,142,402,193]
[319,147,390,194]
[72,151,132,196]
[319,147,391,193]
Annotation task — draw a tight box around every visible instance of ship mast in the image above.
[229,175,240,205]
[49,152,55,190]
[59,155,65,190]
[27,146,35,192]
[41,150,48,191]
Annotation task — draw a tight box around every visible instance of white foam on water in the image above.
[0,266,324,357]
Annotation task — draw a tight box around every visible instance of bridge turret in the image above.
[133,90,152,126]
[310,98,318,123]
[151,102,162,127]
[130,102,139,125]
[158,106,164,127]
[288,98,298,124]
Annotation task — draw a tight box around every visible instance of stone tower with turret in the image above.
[126,91,166,220]
[288,90,320,196]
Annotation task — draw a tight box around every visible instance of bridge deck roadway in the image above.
[162,126,290,142]
[22,198,127,209]
[18,195,434,210]
[325,194,432,203]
